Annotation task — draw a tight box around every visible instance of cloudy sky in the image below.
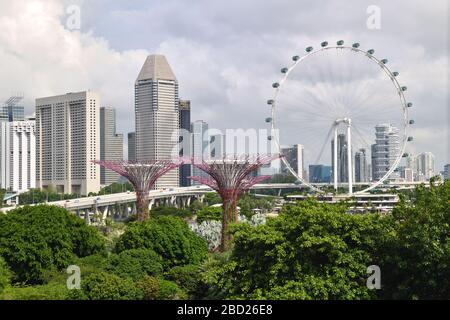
[0,0,448,169]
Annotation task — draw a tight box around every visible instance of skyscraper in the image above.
[443,164,450,180]
[179,100,191,187]
[354,148,369,182]
[1,96,25,122]
[308,165,331,183]
[414,152,435,180]
[135,54,179,188]
[331,133,348,183]
[210,134,225,159]
[371,124,400,181]
[0,118,36,192]
[35,91,100,195]
[281,144,304,179]
[191,120,209,184]
[100,107,123,185]
[128,132,136,162]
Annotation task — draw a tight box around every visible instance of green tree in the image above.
[80,272,143,300]
[0,256,11,294]
[151,206,193,218]
[166,265,202,297]
[0,205,105,284]
[137,276,186,300]
[380,179,450,299]
[115,216,208,268]
[196,206,222,223]
[208,200,393,299]
[107,249,163,280]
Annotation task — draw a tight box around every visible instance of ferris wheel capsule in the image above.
[267,135,273,141]
[292,55,300,61]
[352,43,360,48]
[281,67,288,73]
[407,136,414,142]
[337,40,344,46]
[321,41,328,47]
[407,102,413,108]
[265,117,272,123]
[392,71,399,77]
[401,86,407,91]
[402,153,410,157]
[409,119,415,124]
[272,82,280,88]
[267,99,274,105]
[367,49,375,54]
[381,59,388,64]
[306,46,313,52]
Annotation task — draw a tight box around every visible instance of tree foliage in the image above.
[0,256,11,294]
[0,205,105,284]
[107,248,163,280]
[380,179,450,299]
[207,199,393,299]
[79,272,143,300]
[115,216,208,268]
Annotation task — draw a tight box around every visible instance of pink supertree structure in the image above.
[189,154,281,251]
[92,160,181,221]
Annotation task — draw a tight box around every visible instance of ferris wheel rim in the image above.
[268,42,411,195]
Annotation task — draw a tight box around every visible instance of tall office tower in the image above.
[35,91,100,195]
[1,96,25,122]
[281,144,304,179]
[400,167,414,182]
[100,107,124,185]
[135,54,179,188]
[371,123,400,181]
[179,100,191,187]
[331,133,348,183]
[414,152,435,180]
[128,132,136,162]
[191,120,209,185]
[443,164,450,180]
[308,164,331,183]
[210,134,225,159]
[354,148,369,182]
[0,118,36,192]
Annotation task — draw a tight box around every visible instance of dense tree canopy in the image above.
[115,216,208,268]
[107,248,164,280]
[0,205,105,284]
[0,256,11,293]
[206,200,394,299]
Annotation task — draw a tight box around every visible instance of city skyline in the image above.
[0,0,447,170]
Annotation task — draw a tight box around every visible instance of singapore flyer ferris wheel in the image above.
[266,40,414,195]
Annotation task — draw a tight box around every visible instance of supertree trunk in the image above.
[135,190,150,221]
[220,194,239,251]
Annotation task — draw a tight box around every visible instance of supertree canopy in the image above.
[92,160,181,221]
[189,154,281,251]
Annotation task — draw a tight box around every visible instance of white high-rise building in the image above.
[371,124,400,181]
[135,54,179,188]
[0,119,36,192]
[35,91,100,195]
[414,152,435,180]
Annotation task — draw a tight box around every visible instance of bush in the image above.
[166,265,201,296]
[115,216,208,268]
[151,206,193,218]
[196,206,222,223]
[0,205,105,284]
[137,276,187,300]
[0,256,11,294]
[108,249,163,280]
[80,272,143,300]
[0,282,70,300]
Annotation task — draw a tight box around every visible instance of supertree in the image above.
[92,160,181,221]
[188,154,281,251]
